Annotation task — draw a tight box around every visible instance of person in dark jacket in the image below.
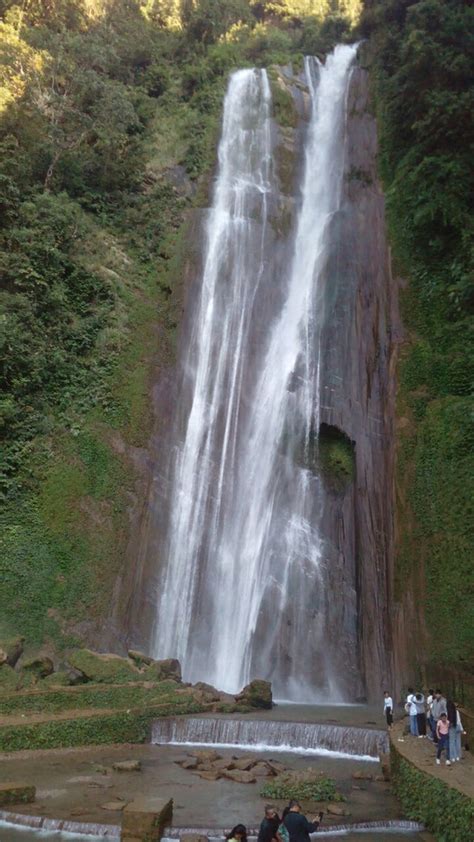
[258,806,280,842]
[283,800,323,841]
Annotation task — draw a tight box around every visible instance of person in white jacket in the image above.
[406,687,418,736]
[383,690,393,729]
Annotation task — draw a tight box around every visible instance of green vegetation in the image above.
[361,0,474,670]
[0,1,362,650]
[317,423,355,493]
[391,745,474,842]
[261,771,343,802]
[0,679,193,714]
[0,699,203,752]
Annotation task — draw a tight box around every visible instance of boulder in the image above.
[233,756,257,771]
[197,770,221,781]
[192,682,221,702]
[128,649,154,667]
[101,801,127,811]
[0,636,25,668]
[67,649,140,684]
[266,760,286,774]
[143,658,181,682]
[191,749,222,763]
[179,758,198,770]
[0,664,18,693]
[212,758,235,771]
[41,671,70,687]
[65,666,88,686]
[195,762,216,772]
[251,762,273,777]
[223,769,256,784]
[219,692,237,704]
[236,679,272,709]
[21,655,54,679]
[0,782,36,806]
[112,760,141,772]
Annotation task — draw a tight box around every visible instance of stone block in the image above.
[0,783,36,806]
[121,796,172,842]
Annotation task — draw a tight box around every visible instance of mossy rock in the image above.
[41,671,71,687]
[0,665,18,694]
[236,679,272,709]
[0,636,25,668]
[67,649,140,684]
[21,655,54,678]
[268,68,299,129]
[143,658,181,683]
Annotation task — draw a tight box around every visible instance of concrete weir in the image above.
[151,717,389,758]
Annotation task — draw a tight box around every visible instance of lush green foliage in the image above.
[361,0,474,668]
[0,1,361,647]
[261,771,343,802]
[391,744,474,842]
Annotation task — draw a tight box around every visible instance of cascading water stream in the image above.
[152,46,358,699]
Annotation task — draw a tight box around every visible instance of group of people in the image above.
[227,801,324,842]
[383,688,466,767]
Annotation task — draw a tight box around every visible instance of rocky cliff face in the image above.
[316,64,400,699]
[111,58,399,702]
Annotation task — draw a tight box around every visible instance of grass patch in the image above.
[0,700,203,752]
[261,772,343,802]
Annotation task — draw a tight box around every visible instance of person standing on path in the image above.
[427,689,435,739]
[447,698,459,761]
[431,689,447,744]
[384,690,393,729]
[258,807,280,842]
[406,687,418,736]
[284,801,323,841]
[436,713,451,766]
[453,703,466,761]
[415,692,427,737]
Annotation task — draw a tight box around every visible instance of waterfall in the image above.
[152,45,359,700]
[151,717,388,759]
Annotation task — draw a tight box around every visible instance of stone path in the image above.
[391,720,474,799]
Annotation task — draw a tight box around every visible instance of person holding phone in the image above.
[283,800,323,840]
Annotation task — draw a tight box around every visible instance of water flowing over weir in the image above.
[150,46,360,699]
[151,717,388,759]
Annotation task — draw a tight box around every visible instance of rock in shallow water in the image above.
[101,800,127,811]
[236,679,272,709]
[112,760,141,772]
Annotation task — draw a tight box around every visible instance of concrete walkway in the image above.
[391,720,474,800]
